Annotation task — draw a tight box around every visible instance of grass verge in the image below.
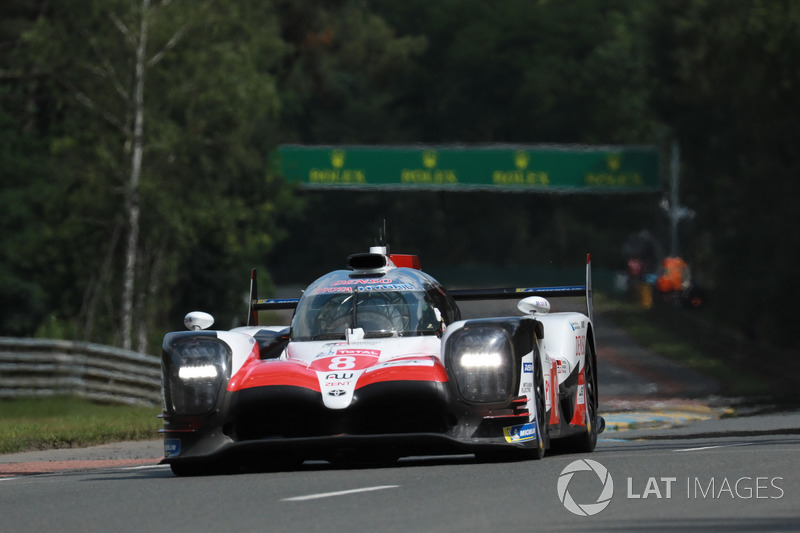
[597,293,770,397]
[0,396,161,455]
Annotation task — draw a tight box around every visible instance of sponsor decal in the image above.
[356,284,415,291]
[328,389,347,397]
[569,367,587,425]
[324,381,353,387]
[164,439,181,457]
[576,335,586,357]
[523,362,533,373]
[336,349,381,357]
[309,352,379,372]
[311,286,353,294]
[503,422,538,443]
[332,279,393,285]
[325,372,354,380]
[364,358,436,372]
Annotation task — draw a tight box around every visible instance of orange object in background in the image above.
[656,257,688,293]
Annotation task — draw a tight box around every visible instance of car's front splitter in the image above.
[162,381,540,464]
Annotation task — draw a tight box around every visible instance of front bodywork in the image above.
[160,252,599,470]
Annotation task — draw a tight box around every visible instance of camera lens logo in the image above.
[557,459,614,516]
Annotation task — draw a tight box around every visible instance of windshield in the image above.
[292,286,441,341]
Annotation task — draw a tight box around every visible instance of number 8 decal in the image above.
[329,356,356,370]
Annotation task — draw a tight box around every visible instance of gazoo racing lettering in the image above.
[332,279,393,285]
[357,284,415,291]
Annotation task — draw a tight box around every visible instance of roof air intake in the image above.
[346,253,389,271]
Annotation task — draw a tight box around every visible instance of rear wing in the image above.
[247,269,298,326]
[246,254,593,326]
[448,254,594,323]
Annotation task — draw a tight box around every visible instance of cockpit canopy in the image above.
[291,268,457,341]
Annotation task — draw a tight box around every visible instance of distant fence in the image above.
[0,337,161,406]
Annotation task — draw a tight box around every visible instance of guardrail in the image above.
[0,337,161,406]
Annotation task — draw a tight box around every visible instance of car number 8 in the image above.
[329,356,356,370]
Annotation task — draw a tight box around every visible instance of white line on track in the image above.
[121,464,170,470]
[282,485,400,502]
[673,443,753,452]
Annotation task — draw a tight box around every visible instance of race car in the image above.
[160,244,603,475]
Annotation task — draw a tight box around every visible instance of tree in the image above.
[14,0,292,351]
[269,0,663,278]
[648,0,800,346]
[273,0,427,143]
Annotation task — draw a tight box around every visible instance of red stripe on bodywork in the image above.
[549,361,560,425]
[228,353,448,392]
[228,356,321,392]
[357,358,448,387]
[569,366,587,426]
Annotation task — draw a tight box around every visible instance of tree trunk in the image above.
[121,0,150,350]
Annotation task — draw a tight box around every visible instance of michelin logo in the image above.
[503,422,537,442]
[164,439,181,457]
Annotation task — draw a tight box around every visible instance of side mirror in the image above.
[517,296,551,316]
[184,311,214,330]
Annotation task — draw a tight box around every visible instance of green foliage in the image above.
[371,0,661,143]
[0,397,161,453]
[648,0,800,345]
[0,0,797,350]
[2,0,299,349]
[274,0,427,143]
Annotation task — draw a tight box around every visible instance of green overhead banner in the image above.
[277,144,661,192]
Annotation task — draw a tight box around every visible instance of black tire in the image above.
[528,347,549,459]
[560,342,598,453]
[475,348,549,463]
[169,462,209,477]
[169,460,232,477]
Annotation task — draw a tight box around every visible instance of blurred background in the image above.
[1,0,798,356]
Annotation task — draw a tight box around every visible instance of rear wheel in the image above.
[560,342,598,453]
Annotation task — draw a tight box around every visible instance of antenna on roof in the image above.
[372,219,390,255]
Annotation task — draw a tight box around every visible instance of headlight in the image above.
[447,326,513,403]
[165,336,229,414]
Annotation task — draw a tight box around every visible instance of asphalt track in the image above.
[1,423,798,532]
[2,305,799,531]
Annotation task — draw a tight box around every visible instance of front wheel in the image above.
[528,347,549,459]
[170,461,211,477]
[475,348,549,463]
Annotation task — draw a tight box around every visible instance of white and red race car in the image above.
[160,244,603,475]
